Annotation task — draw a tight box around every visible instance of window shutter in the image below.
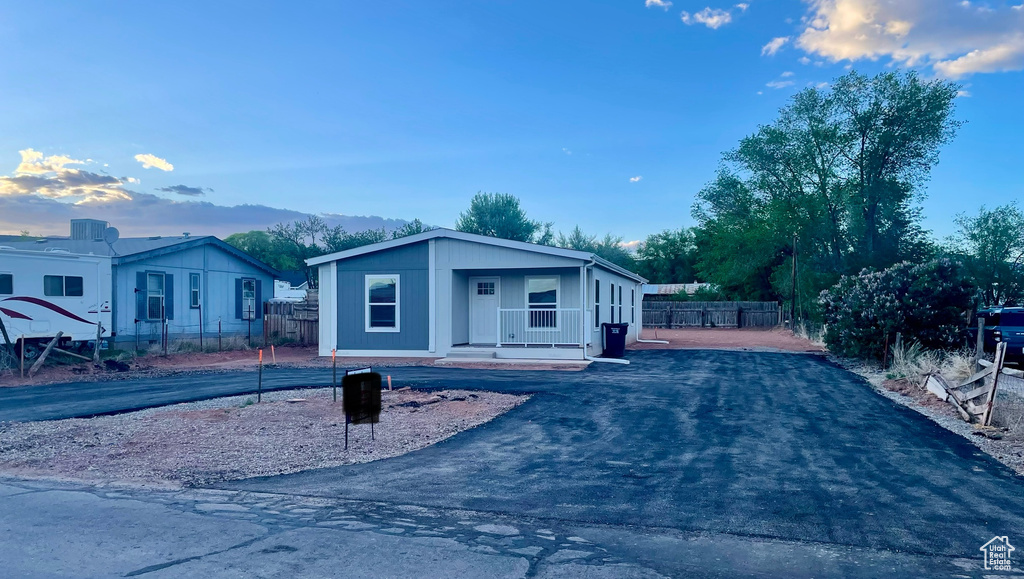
[255,280,263,319]
[136,271,147,322]
[164,274,174,320]
[235,278,243,319]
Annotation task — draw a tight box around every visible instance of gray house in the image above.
[308,229,647,360]
[4,220,278,346]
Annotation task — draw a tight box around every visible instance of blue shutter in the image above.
[136,271,146,322]
[255,279,263,319]
[164,274,174,320]
[235,278,243,319]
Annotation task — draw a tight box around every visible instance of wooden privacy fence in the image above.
[263,291,318,346]
[641,301,781,329]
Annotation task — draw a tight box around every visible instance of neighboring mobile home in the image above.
[307,229,647,360]
[1,220,278,347]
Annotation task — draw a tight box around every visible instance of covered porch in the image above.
[448,267,588,358]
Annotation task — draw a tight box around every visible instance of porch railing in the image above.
[497,308,582,346]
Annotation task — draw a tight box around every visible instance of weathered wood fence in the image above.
[263,291,318,346]
[641,301,781,329]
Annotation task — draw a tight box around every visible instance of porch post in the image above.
[579,265,587,354]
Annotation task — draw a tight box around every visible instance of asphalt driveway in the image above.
[217,349,1024,560]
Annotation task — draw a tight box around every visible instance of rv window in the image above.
[594,279,600,328]
[65,276,84,297]
[241,278,257,320]
[0,274,11,295]
[147,273,165,320]
[365,275,399,331]
[190,273,201,308]
[43,275,64,297]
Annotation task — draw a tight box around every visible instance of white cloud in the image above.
[14,148,87,175]
[766,80,795,89]
[797,0,1024,78]
[562,147,572,155]
[134,153,174,171]
[957,89,972,97]
[735,3,750,11]
[798,56,812,65]
[0,148,133,204]
[645,0,673,9]
[762,36,791,56]
[681,7,733,29]
[781,70,795,77]
[619,239,642,252]
[629,176,643,182]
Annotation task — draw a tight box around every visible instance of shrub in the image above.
[820,259,976,359]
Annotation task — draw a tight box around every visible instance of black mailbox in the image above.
[343,371,382,425]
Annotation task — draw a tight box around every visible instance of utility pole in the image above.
[790,233,798,328]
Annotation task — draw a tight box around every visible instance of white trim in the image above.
[525,274,560,330]
[469,276,501,344]
[331,349,438,358]
[319,262,336,356]
[428,239,436,353]
[364,274,401,333]
[305,229,646,282]
[579,265,587,349]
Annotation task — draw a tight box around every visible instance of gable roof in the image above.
[0,236,280,277]
[306,228,647,283]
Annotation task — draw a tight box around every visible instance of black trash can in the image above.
[601,323,629,358]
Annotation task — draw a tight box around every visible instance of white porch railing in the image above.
[497,308,582,346]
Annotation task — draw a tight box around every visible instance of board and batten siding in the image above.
[587,265,643,356]
[335,241,429,351]
[112,244,273,344]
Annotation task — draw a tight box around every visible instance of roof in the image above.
[306,228,647,283]
[0,236,279,277]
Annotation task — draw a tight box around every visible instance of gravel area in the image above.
[839,357,1024,476]
[0,387,527,487]
[632,328,823,353]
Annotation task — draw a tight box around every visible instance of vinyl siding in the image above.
[336,241,429,350]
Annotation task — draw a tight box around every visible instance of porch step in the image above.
[445,350,496,359]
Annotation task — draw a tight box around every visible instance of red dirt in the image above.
[631,328,823,353]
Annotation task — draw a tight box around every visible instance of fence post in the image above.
[974,317,985,372]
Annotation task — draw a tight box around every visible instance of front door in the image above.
[469,277,499,345]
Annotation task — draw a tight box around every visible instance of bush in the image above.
[820,259,976,359]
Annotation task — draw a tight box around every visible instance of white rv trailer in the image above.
[0,247,112,347]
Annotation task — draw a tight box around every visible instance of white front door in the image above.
[469,277,499,345]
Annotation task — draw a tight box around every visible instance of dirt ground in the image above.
[0,387,527,488]
[633,328,824,353]
[0,345,440,388]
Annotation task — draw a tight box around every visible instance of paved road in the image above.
[3,349,1024,577]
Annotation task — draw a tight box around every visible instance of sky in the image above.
[0,0,1023,242]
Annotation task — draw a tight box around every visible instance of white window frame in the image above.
[525,275,560,330]
[190,273,201,309]
[618,284,623,324]
[147,272,165,321]
[241,278,257,321]
[365,274,401,333]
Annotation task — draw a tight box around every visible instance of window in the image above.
[147,273,165,320]
[190,273,201,308]
[618,284,623,324]
[609,281,615,323]
[241,278,257,320]
[526,276,558,328]
[631,288,635,324]
[365,275,400,331]
[0,274,12,295]
[476,281,495,295]
[594,279,600,328]
[43,275,84,297]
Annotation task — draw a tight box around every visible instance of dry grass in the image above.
[886,341,974,385]
[794,323,827,349]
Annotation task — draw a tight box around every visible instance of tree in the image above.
[455,192,545,243]
[391,219,430,239]
[950,204,1024,306]
[692,70,960,313]
[554,226,636,270]
[224,230,302,272]
[635,228,699,284]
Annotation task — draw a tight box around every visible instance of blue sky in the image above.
[1,1,1022,242]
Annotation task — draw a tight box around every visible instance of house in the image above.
[1,219,278,346]
[642,282,713,300]
[307,228,647,360]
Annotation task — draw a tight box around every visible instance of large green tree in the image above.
[455,192,550,243]
[554,226,636,270]
[634,228,699,284]
[692,70,960,311]
[949,204,1024,306]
